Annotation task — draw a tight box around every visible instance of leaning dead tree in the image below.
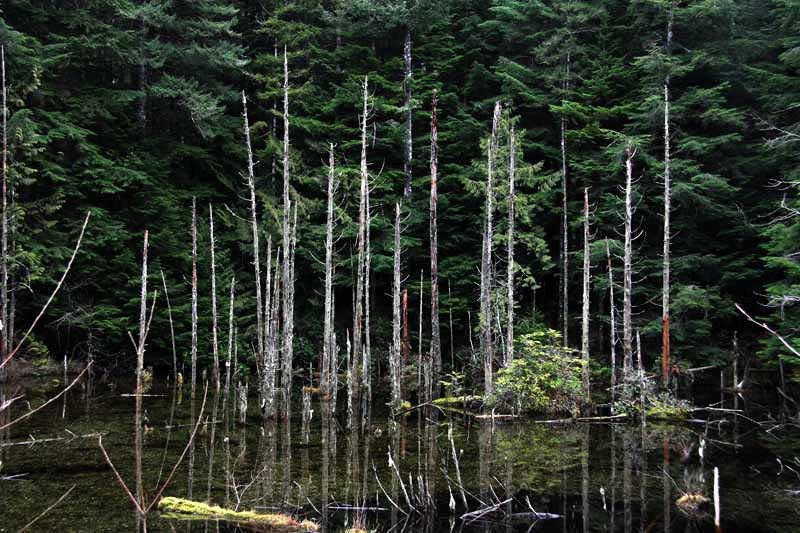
[209,204,220,389]
[321,145,337,398]
[581,188,591,402]
[352,75,369,406]
[191,198,198,399]
[506,126,516,367]
[480,102,501,395]
[280,48,295,418]
[429,91,441,375]
[241,91,266,407]
[623,141,635,378]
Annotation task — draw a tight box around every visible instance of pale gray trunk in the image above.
[403,30,413,198]
[430,92,441,375]
[363,176,372,399]
[322,145,336,398]
[191,199,198,399]
[241,91,264,379]
[281,49,294,417]
[209,204,220,389]
[506,127,516,367]
[561,53,571,348]
[352,76,369,402]
[606,239,617,406]
[134,231,149,514]
[480,102,501,395]
[581,188,591,402]
[391,204,402,409]
[1,46,7,381]
[623,141,635,377]
[225,277,235,401]
[160,270,177,380]
[662,83,671,386]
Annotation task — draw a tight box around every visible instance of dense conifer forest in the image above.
[1,0,799,384]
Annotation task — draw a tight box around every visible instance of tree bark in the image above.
[391,203,402,409]
[134,230,149,518]
[403,29,413,198]
[506,127,516,367]
[352,76,369,404]
[429,91,441,375]
[480,102,501,396]
[623,141,635,378]
[561,52,571,348]
[225,277,235,401]
[606,239,617,406]
[1,46,7,382]
[191,198,198,399]
[662,1,675,387]
[581,188,591,403]
[209,204,220,390]
[322,145,336,398]
[281,48,294,418]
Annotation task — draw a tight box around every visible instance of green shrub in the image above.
[487,329,583,415]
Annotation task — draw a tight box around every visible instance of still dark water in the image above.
[1,374,798,532]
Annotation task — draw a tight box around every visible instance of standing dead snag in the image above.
[191,198,198,399]
[391,203,402,409]
[322,145,336,399]
[561,53,571,348]
[363,168,372,402]
[352,75,369,406]
[623,141,635,379]
[403,30,413,198]
[242,91,265,402]
[581,188,591,403]
[429,91,441,376]
[506,126,516,367]
[160,270,178,380]
[606,239,617,406]
[662,83,672,387]
[281,48,295,418]
[134,231,150,520]
[225,277,235,400]
[1,46,8,381]
[480,102,501,396]
[209,204,220,390]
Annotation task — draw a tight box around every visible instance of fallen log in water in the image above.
[158,497,319,531]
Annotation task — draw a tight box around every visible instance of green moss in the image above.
[158,497,318,531]
[432,395,483,407]
[646,402,690,420]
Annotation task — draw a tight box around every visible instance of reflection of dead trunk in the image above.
[582,425,589,533]
[663,437,670,533]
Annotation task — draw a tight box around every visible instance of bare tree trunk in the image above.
[391,204,402,409]
[281,48,294,418]
[191,198,198,399]
[506,127,516,367]
[561,53,571,348]
[581,188,591,404]
[606,239,617,407]
[663,1,675,388]
[402,289,409,367]
[225,277,235,401]
[352,76,369,404]
[1,46,7,382]
[430,92,441,376]
[623,141,635,378]
[363,173,372,401]
[403,29,413,198]
[448,281,454,368]
[283,204,297,416]
[322,145,336,398]
[209,204,220,390]
[480,102,501,396]
[241,91,264,383]
[160,270,177,380]
[265,247,281,418]
[418,269,424,398]
[134,231,149,520]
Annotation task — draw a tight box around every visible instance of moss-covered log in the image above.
[158,497,318,531]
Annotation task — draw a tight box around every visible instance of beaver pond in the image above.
[1,373,798,532]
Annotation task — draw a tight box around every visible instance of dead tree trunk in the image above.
[352,75,369,403]
[480,102,501,396]
[663,0,675,388]
[506,127,516,367]
[160,270,177,380]
[363,171,372,400]
[402,289,409,367]
[281,48,294,418]
[134,231,149,516]
[581,188,591,403]
[561,52,571,348]
[1,46,7,381]
[403,29,413,198]
[225,277,235,401]
[606,239,617,406]
[191,198,198,399]
[209,204,220,390]
[265,246,281,418]
[430,91,441,376]
[391,203,402,409]
[241,91,264,388]
[623,141,635,378]
[322,145,336,398]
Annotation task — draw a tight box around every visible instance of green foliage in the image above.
[487,329,583,415]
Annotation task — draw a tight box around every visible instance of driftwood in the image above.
[158,497,318,531]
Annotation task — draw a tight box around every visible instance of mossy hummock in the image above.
[158,496,318,531]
